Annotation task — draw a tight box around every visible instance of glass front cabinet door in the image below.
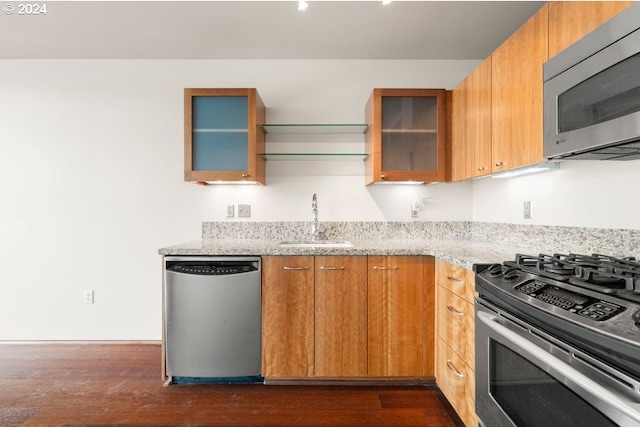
[365,89,446,184]
[184,88,265,185]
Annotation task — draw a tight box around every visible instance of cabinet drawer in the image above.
[436,338,476,427]
[436,286,475,367]
[436,259,475,304]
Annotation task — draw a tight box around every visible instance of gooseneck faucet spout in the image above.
[310,193,322,241]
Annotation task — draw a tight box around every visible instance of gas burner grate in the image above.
[505,253,640,302]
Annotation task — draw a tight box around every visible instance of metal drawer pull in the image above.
[446,275,464,285]
[446,305,465,316]
[446,360,464,378]
[320,266,345,270]
[283,266,310,271]
[241,174,250,178]
[373,266,399,270]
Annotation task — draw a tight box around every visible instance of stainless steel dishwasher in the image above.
[164,256,262,383]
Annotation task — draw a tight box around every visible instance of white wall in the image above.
[3,59,639,340]
[472,161,640,229]
[0,59,475,340]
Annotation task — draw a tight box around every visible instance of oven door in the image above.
[475,300,640,427]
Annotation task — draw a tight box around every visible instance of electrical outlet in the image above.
[238,204,251,218]
[226,205,235,218]
[524,201,532,219]
[84,290,94,304]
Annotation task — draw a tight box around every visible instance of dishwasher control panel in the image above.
[167,261,258,276]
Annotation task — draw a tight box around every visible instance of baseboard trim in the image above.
[264,377,436,387]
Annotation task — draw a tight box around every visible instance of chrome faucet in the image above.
[310,193,324,241]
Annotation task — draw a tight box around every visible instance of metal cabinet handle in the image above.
[319,266,345,270]
[283,266,310,271]
[381,174,389,180]
[446,360,465,378]
[495,161,504,167]
[446,275,464,285]
[446,305,465,316]
[373,266,399,270]
[477,166,486,171]
[241,174,250,178]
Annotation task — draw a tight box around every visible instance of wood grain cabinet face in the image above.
[435,259,477,427]
[436,338,476,427]
[262,256,314,378]
[490,4,548,173]
[450,57,492,181]
[368,256,434,378]
[184,88,265,185]
[314,256,368,377]
[548,1,635,58]
[365,89,447,184]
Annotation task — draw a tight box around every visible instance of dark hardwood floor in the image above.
[0,343,463,427]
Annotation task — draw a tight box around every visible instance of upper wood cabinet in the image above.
[184,88,265,185]
[450,57,492,181]
[365,89,447,184]
[315,256,367,377]
[449,5,548,181]
[548,1,635,58]
[368,256,435,378]
[262,256,314,378]
[490,4,548,174]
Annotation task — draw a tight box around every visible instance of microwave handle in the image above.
[477,310,640,425]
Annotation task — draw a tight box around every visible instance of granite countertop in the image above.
[158,238,539,270]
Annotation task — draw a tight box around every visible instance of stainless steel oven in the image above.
[476,299,640,427]
[475,254,640,427]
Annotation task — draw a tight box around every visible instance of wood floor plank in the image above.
[0,343,463,426]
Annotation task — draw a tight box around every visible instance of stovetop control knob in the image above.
[488,263,504,277]
[503,267,520,281]
[633,310,640,329]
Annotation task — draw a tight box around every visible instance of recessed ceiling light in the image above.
[298,1,308,11]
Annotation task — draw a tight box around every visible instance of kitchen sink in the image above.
[278,241,353,248]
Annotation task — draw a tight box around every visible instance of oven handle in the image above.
[477,310,640,425]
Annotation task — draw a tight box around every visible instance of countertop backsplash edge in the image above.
[201,221,639,258]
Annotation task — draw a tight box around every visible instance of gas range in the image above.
[475,252,640,380]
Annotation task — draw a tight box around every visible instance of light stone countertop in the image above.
[158,238,541,270]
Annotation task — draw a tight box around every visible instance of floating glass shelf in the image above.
[260,124,369,134]
[260,153,368,161]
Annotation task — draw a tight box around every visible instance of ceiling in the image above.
[0,1,545,60]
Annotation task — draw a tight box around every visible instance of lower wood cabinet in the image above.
[315,256,367,377]
[435,259,477,427]
[368,256,434,377]
[262,255,434,379]
[262,256,314,378]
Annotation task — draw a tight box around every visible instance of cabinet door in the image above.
[491,4,548,173]
[368,256,425,377]
[435,258,476,304]
[548,1,634,58]
[436,287,475,367]
[450,57,492,181]
[184,88,265,185]
[262,256,314,378]
[436,338,476,427]
[314,256,367,377]
[365,89,446,184]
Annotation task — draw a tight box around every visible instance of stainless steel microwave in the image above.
[544,3,640,160]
